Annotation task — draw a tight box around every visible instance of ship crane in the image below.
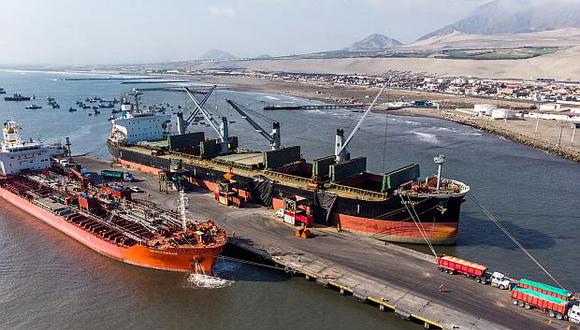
[176,85,217,134]
[226,99,281,150]
[183,87,229,154]
[334,78,390,163]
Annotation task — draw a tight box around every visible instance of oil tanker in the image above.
[0,121,227,273]
[107,86,470,245]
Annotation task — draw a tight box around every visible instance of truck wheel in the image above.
[512,300,519,305]
[524,303,531,309]
[475,277,481,283]
[556,313,563,320]
[518,301,524,307]
[499,284,506,290]
[549,311,555,318]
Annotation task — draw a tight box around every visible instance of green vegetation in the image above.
[438,47,559,60]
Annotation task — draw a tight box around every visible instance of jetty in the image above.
[264,104,367,111]
[78,156,570,330]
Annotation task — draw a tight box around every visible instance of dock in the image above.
[78,156,571,330]
[263,104,367,111]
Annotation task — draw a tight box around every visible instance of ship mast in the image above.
[178,189,189,231]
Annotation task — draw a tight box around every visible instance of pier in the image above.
[264,104,367,111]
[79,156,571,330]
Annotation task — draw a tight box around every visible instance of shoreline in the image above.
[194,74,580,163]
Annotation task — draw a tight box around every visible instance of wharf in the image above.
[264,104,366,111]
[78,156,572,330]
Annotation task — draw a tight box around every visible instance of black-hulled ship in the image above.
[107,87,469,245]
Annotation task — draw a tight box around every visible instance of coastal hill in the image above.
[344,33,403,51]
[199,49,237,61]
[419,0,580,40]
[184,1,580,80]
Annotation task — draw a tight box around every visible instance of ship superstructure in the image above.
[0,121,64,176]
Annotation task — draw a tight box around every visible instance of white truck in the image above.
[489,272,512,290]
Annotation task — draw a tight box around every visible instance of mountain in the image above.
[198,49,237,61]
[344,33,403,51]
[419,0,580,40]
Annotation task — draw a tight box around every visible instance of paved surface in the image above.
[79,156,574,330]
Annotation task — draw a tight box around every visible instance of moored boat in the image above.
[0,121,227,273]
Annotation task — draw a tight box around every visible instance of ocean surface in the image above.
[0,70,578,329]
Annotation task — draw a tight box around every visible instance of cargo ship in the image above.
[4,93,32,101]
[0,121,227,273]
[107,86,470,245]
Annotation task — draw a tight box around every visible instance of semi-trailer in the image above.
[436,255,512,289]
[100,169,134,182]
[511,287,580,323]
[438,254,579,324]
[518,278,573,301]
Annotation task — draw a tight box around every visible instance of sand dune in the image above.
[405,28,580,50]
[191,45,580,80]
[189,28,580,80]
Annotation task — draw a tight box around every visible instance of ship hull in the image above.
[108,142,464,245]
[0,184,224,273]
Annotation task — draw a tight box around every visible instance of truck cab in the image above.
[489,272,511,290]
[569,304,580,324]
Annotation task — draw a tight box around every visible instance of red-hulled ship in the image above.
[107,86,470,245]
[0,122,226,273]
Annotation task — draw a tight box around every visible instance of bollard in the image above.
[379,304,385,312]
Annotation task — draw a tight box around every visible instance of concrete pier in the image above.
[78,156,573,330]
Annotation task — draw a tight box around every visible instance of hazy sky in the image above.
[0,0,488,65]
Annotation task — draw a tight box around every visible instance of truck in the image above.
[436,255,511,289]
[511,287,580,323]
[518,278,573,301]
[100,170,133,182]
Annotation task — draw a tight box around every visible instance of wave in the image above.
[413,132,440,144]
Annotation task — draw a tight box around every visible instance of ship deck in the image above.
[126,145,390,201]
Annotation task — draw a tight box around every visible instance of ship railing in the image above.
[263,170,313,185]
[327,183,387,199]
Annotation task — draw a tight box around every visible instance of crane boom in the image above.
[336,79,390,161]
[184,87,223,140]
[184,85,216,125]
[226,99,281,150]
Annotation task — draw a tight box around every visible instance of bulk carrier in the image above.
[0,121,226,273]
[108,85,470,245]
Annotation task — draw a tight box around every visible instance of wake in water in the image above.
[413,131,440,144]
[185,273,234,289]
